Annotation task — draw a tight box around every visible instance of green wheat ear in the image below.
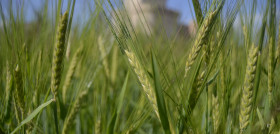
[239,45,258,133]
[62,46,83,103]
[98,36,110,78]
[184,5,222,77]
[62,90,88,134]
[4,62,13,120]
[14,64,25,118]
[51,11,69,100]
[192,0,203,25]
[125,50,159,119]
[212,94,220,134]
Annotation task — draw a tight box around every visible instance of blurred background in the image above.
[1,0,279,36]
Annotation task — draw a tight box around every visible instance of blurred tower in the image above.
[124,0,179,36]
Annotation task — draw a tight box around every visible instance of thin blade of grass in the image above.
[256,107,265,130]
[152,51,171,133]
[11,99,55,134]
[107,111,117,134]
[117,72,129,114]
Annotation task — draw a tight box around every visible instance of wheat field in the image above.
[0,0,279,133]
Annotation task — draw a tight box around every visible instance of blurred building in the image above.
[123,0,196,37]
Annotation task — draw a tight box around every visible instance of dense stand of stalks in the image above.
[0,0,280,134]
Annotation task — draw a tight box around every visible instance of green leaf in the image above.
[114,72,129,132]
[256,107,265,130]
[117,72,129,114]
[107,111,117,134]
[11,99,55,134]
[151,51,171,134]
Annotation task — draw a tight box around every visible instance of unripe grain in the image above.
[14,65,24,117]
[62,90,88,134]
[184,8,221,77]
[239,45,258,133]
[125,50,159,118]
[62,46,82,103]
[51,11,68,100]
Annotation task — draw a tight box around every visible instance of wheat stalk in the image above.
[4,62,12,120]
[184,8,221,77]
[192,0,203,25]
[95,119,101,134]
[239,45,258,133]
[51,11,68,100]
[268,37,274,104]
[269,118,275,133]
[13,96,21,124]
[212,94,220,134]
[243,26,250,51]
[66,41,71,61]
[14,64,25,119]
[125,50,159,118]
[62,46,82,103]
[62,89,88,134]
[277,21,280,63]
[98,36,110,78]
[219,49,226,100]
[186,70,205,116]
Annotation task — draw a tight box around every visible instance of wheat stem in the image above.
[239,45,258,133]
[212,94,220,134]
[98,36,110,78]
[62,46,82,103]
[192,0,203,25]
[62,90,88,134]
[184,8,221,77]
[125,50,159,118]
[268,37,274,105]
[51,11,68,100]
[14,64,24,119]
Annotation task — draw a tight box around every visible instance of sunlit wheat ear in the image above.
[95,119,101,134]
[62,89,88,134]
[14,64,25,118]
[212,94,220,134]
[184,9,220,77]
[243,26,249,50]
[51,11,68,101]
[125,50,159,118]
[269,118,275,133]
[239,45,258,133]
[98,36,110,78]
[65,41,71,61]
[62,46,82,103]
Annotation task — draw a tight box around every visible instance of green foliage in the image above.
[0,0,280,133]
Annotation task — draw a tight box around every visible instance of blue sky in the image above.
[0,0,279,27]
